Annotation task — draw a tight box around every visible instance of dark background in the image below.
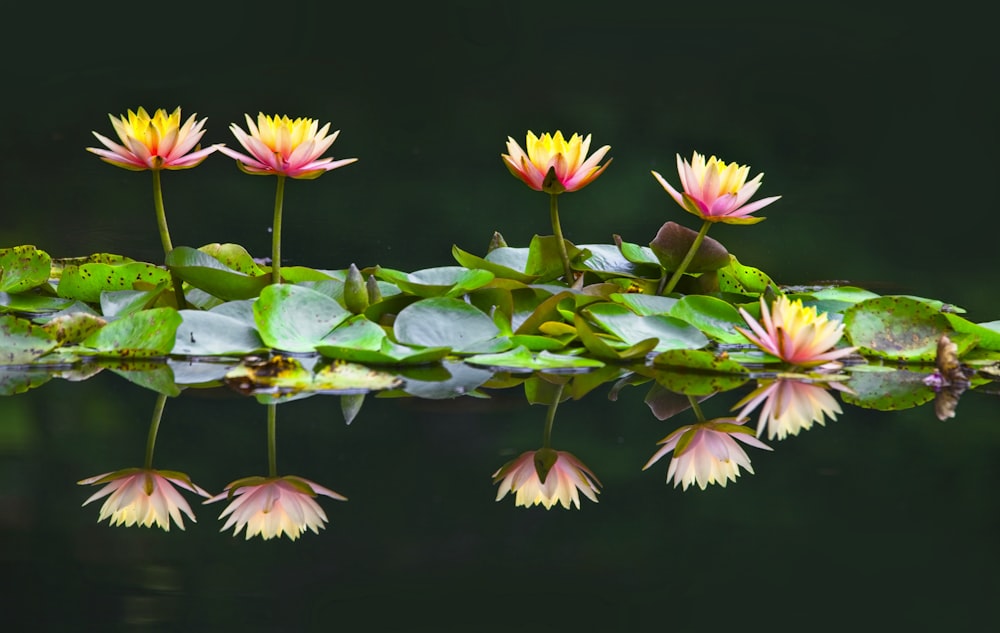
[1,2,998,631]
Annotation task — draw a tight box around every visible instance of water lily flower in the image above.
[493,448,601,509]
[733,378,851,440]
[502,131,611,194]
[652,151,780,225]
[205,475,347,541]
[643,418,771,491]
[78,467,211,531]
[735,295,858,368]
[219,113,358,179]
[86,106,221,171]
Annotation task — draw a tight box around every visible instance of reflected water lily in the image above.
[493,448,601,510]
[643,418,771,490]
[78,468,211,531]
[205,475,347,541]
[733,378,849,440]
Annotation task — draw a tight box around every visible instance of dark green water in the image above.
[2,1,998,631]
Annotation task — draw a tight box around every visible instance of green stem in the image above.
[143,393,168,469]
[687,394,706,423]
[549,193,574,283]
[267,404,278,477]
[271,175,287,285]
[660,219,712,296]
[541,383,565,449]
[152,169,188,309]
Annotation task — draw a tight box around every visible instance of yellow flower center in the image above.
[255,114,318,157]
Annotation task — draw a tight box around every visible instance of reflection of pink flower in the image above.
[643,419,771,491]
[492,448,601,509]
[651,151,780,224]
[78,468,211,531]
[736,295,857,367]
[502,131,611,193]
[87,107,221,171]
[205,475,347,541]
[219,113,358,179]
[733,378,849,440]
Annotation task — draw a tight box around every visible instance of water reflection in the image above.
[733,377,850,440]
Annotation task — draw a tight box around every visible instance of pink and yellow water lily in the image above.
[493,448,601,509]
[502,131,611,194]
[733,378,851,440]
[87,107,221,171]
[205,475,347,541]
[78,467,212,531]
[643,418,771,491]
[219,113,358,179]
[652,151,780,224]
[735,295,857,368]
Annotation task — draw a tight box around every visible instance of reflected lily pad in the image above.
[465,345,605,372]
[840,365,936,411]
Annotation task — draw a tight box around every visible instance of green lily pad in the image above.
[0,367,54,395]
[166,246,271,301]
[253,284,350,353]
[0,245,52,293]
[376,266,495,298]
[573,312,659,361]
[584,302,709,352]
[0,292,74,315]
[465,345,605,371]
[610,293,678,316]
[198,243,267,275]
[173,309,266,356]
[100,287,168,317]
[944,313,1000,352]
[56,261,172,303]
[393,296,501,351]
[0,314,60,364]
[668,294,748,344]
[717,255,776,295]
[844,296,974,362]
[78,307,182,357]
[452,245,538,283]
[576,243,661,278]
[649,349,750,395]
[40,312,107,346]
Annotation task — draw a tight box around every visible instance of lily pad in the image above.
[668,294,748,344]
[173,309,266,356]
[166,246,271,301]
[0,314,60,364]
[78,307,182,358]
[253,284,351,353]
[56,261,172,303]
[393,296,501,351]
[844,296,974,362]
[0,245,52,293]
[583,302,709,352]
[839,365,937,411]
[452,245,537,284]
[465,345,605,372]
[376,266,495,298]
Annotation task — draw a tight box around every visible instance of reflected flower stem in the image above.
[659,219,712,296]
[541,383,565,448]
[151,168,188,309]
[143,392,168,470]
[271,175,287,285]
[687,394,707,423]
[549,193,574,283]
[267,404,278,477]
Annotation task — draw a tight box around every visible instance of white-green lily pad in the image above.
[253,284,350,353]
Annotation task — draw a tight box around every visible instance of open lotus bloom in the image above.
[204,475,347,541]
[733,378,852,440]
[643,418,772,491]
[86,107,221,171]
[78,467,212,531]
[219,113,358,179]
[651,151,780,224]
[735,295,858,368]
[492,448,601,509]
[502,131,611,194]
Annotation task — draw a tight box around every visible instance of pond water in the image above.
[3,2,998,632]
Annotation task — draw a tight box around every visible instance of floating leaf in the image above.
[584,302,709,352]
[452,245,537,283]
[717,255,775,295]
[610,293,678,316]
[576,243,661,278]
[57,261,172,303]
[394,296,501,351]
[843,296,974,362]
[40,312,107,346]
[198,243,266,276]
[253,284,350,353]
[0,314,60,364]
[0,292,74,315]
[0,245,52,293]
[166,246,270,301]
[668,295,748,344]
[173,310,266,356]
[78,307,182,357]
[376,266,495,298]
[465,345,605,371]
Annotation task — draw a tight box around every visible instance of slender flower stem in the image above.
[660,219,712,295]
[688,395,706,423]
[271,175,287,285]
[267,404,278,477]
[143,393,168,469]
[541,383,565,448]
[549,193,574,283]
[151,169,188,309]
